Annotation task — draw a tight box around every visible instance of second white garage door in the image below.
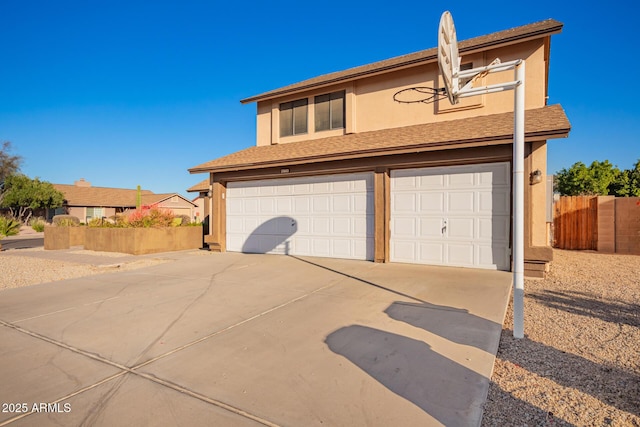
[390,162,511,270]
[226,173,374,260]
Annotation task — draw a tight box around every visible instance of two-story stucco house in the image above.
[189,18,570,276]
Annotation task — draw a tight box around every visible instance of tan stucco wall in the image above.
[157,197,194,218]
[192,196,205,222]
[255,39,548,146]
[529,141,548,247]
[84,227,201,255]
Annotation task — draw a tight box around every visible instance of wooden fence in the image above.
[553,196,598,250]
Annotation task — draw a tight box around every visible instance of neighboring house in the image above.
[189,18,571,276]
[52,179,197,222]
[187,178,209,223]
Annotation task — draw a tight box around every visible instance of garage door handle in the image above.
[442,220,447,235]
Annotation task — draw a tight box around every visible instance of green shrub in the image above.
[176,215,191,226]
[53,215,80,227]
[30,217,46,232]
[0,216,22,237]
[87,217,115,227]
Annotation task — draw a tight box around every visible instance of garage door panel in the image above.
[353,194,370,213]
[419,174,445,188]
[331,180,350,193]
[333,195,351,212]
[447,244,475,266]
[227,199,243,215]
[479,165,510,186]
[259,198,275,213]
[449,172,475,187]
[393,217,416,237]
[276,184,292,195]
[391,240,417,262]
[478,191,510,214]
[313,239,331,256]
[293,183,311,195]
[419,218,441,237]
[448,192,475,213]
[332,239,353,257]
[393,193,416,212]
[392,174,417,190]
[391,162,510,270]
[244,199,259,213]
[420,242,445,264]
[448,218,475,239]
[295,217,311,233]
[227,173,373,260]
[478,218,510,241]
[419,193,444,213]
[312,217,331,234]
[312,196,330,212]
[293,198,309,213]
[478,245,509,270]
[355,239,373,259]
[332,217,351,235]
[354,217,371,235]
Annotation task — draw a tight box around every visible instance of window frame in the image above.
[314,90,345,132]
[279,98,308,137]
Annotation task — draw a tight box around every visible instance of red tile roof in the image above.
[190,104,570,174]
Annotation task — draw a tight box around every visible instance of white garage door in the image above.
[390,162,510,270]
[226,173,374,260]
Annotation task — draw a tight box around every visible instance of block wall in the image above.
[615,198,640,255]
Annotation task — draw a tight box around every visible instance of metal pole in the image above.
[513,60,525,339]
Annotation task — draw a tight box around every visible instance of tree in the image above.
[1,175,65,223]
[624,159,640,197]
[0,141,23,205]
[555,159,640,196]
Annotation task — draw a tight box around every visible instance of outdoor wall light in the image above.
[530,169,543,185]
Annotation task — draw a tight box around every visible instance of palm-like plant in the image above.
[0,216,21,250]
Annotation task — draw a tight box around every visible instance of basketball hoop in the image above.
[438,11,460,105]
[436,11,527,339]
[393,86,446,104]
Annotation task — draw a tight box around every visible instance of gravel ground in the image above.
[482,250,640,427]
[0,249,169,291]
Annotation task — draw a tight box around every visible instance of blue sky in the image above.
[1,0,637,197]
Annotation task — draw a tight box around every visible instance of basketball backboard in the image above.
[438,11,460,105]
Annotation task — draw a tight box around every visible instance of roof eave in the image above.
[191,129,570,175]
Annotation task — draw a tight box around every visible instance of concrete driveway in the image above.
[0,251,511,426]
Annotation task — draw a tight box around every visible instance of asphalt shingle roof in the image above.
[52,184,153,207]
[190,104,570,174]
[187,179,209,192]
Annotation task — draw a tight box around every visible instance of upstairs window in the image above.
[315,91,345,132]
[279,99,308,137]
[459,62,474,89]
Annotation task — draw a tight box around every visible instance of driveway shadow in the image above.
[0,236,44,250]
[496,329,640,417]
[241,216,297,254]
[529,289,639,328]
[325,325,487,425]
[384,301,502,354]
